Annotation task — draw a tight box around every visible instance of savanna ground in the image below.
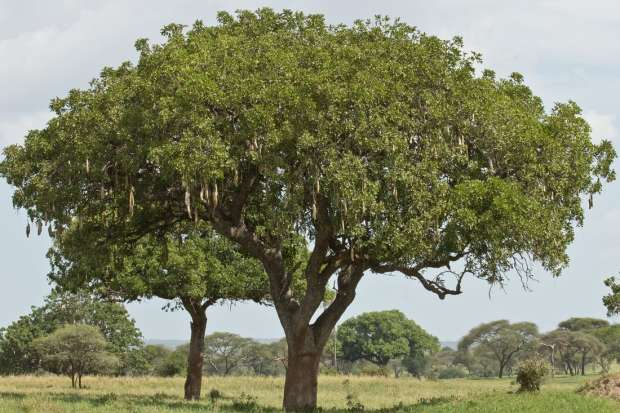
[0,374,618,413]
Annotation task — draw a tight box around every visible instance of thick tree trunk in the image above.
[183,299,209,401]
[283,343,321,411]
[498,363,505,378]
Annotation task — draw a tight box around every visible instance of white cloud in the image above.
[583,111,617,143]
[0,111,52,147]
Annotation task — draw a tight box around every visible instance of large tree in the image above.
[0,9,614,410]
[48,223,270,400]
[338,310,438,369]
[458,320,538,378]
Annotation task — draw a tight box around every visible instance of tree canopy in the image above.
[603,277,620,316]
[541,329,605,376]
[33,324,118,388]
[558,317,609,332]
[0,9,614,410]
[338,310,439,366]
[458,320,538,378]
[48,223,271,307]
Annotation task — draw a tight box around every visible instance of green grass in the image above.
[0,375,617,413]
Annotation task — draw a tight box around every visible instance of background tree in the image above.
[555,317,610,374]
[48,223,271,400]
[603,277,620,315]
[426,347,468,379]
[155,345,188,377]
[33,324,118,388]
[338,310,439,376]
[591,325,620,373]
[458,320,538,378]
[558,317,609,332]
[0,291,141,375]
[1,9,614,410]
[542,330,605,375]
[204,332,254,376]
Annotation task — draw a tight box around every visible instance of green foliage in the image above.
[437,366,468,379]
[338,310,439,369]
[541,329,606,376]
[0,8,614,316]
[48,223,271,307]
[603,277,620,316]
[204,332,255,376]
[458,320,538,378]
[558,317,609,332]
[515,357,549,392]
[0,291,142,375]
[592,325,620,364]
[32,324,118,388]
[156,347,187,377]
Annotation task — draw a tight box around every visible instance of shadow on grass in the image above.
[0,390,457,412]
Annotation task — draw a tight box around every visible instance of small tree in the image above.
[33,324,118,388]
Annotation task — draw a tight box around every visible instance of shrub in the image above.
[516,357,549,392]
[357,364,390,377]
[438,366,468,379]
[209,388,223,404]
[232,393,258,411]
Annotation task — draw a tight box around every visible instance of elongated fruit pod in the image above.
[185,189,192,218]
[129,186,135,216]
[211,183,218,208]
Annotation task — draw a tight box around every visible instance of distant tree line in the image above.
[2,296,618,385]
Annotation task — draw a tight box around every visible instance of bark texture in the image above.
[283,345,321,411]
[183,298,209,401]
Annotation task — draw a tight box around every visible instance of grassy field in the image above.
[0,374,617,412]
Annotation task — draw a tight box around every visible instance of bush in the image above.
[357,364,390,377]
[438,366,468,379]
[516,357,549,392]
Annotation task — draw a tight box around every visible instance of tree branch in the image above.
[372,263,464,300]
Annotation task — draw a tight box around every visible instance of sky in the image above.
[1,0,620,343]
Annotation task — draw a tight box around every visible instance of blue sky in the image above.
[1,0,619,342]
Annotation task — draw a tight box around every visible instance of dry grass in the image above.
[0,373,601,410]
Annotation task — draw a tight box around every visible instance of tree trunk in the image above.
[283,344,321,411]
[183,298,209,401]
[78,374,82,389]
[581,353,586,376]
[498,363,505,378]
